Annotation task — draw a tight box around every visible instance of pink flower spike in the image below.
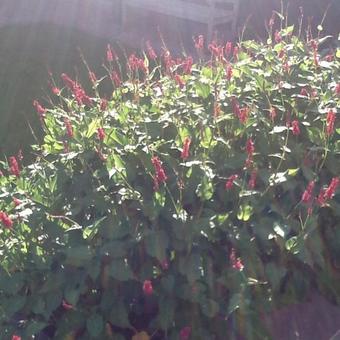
[291,120,300,136]
[326,109,336,136]
[181,137,191,160]
[143,280,153,296]
[180,326,192,340]
[225,174,238,190]
[336,83,340,96]
[62,300,74,310]
[230,248,244,271]
[302,180,315,203]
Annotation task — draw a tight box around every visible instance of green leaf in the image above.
[65,246,93,266]
[109,259,134,281]
[109,300,131,328]
[158,297,175,328]
[83,216,107,240]
[85,118,100,138]
[145,230,169,261]
[288,168,299,176]
[87,314,104,337]
[237,204,253,221]
[265,263,287,290]
[196,176,214,200]
[179,253,202,283]
[5,295,26,316]
[195,81,210,99]
[200,126,215,148]
[64,288,80,306]
[285,236,300,254]
[0,273,24,295]
[25,321,47,336]
[200,298,220,318]
[227,293,242,317]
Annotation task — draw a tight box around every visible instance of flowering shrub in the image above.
[0,22,339,339]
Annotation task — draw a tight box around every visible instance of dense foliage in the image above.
[0,19,339,339]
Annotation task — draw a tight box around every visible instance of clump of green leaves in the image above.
[0,21,339,340]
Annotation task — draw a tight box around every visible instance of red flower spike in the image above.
[128,54,138,72]
[12,336,21,340]
[225,42,233,57]
[163,50,175,72]
[274,30,282,43]
[225,174,238,190]
[17,149,23,162]
[231,97,241,118]
[146,40,157,60]
[61,73,76,89]
[278,49,285,59]
[161,259,169,270]
[181,137,191,160]
[111,71,121,87]
[61,73,92,106]
[291,120,300,136]
[316,189,327,206]
[106,44,115,62]
[230,248,244,271]
[270,107,277,121]
[63,141,69,153]
[214,103,221,118]
[151,156,167,190]
[100,98,108,111]
[246,138,255,156]
[95,147,107,162]
[51,86,60,95]
[0,212,13,229]
[226,64,233,81]
[307,206,314,216]
[311,89,318,99]
[302,180,315,203]
[180,326,192,340]
[209,42,224,60]
[245,138,255,167]
[9,156,20,177]
[89,71,97,84]
[248,170,257,189]
[268,11,275,28]
[325,54,333,62]
[239,107,249,124]
[174,74,185,89]
[336,83,340,96]
[33,100,46,120]
[182,56,193,74]
[310,40,318,51]
[326,109,336,136]
[300,88,308,97]
[313,51,319,67]
[13,197,21,207]
[64,118,74,138]
[318,177,340,205]
[62,300,74,310]
[97,128,105,142]
[143,280,153,296]
[194,35,204,51]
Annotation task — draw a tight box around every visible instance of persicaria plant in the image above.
[0,14,339,340]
